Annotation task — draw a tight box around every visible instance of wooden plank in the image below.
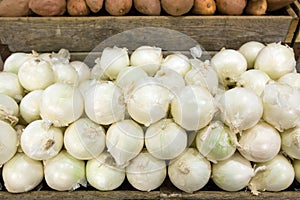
[0,15,294,53]
[182,191,300,200]
[285,4,299,44]
[292,1,300,43]
[0,190,161,200]
[1,190,300,200]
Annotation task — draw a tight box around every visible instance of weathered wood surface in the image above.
[0,14,295,54]
[1,190,300,200]
[285,4,299,44]
[292,1,300,43]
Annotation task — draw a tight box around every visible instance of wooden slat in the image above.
[1,190,300,200]
[0,14,295,53]
[292,1,300,43]
[0,190,161,200]
[182,191,300,200]
[285,4,299,44]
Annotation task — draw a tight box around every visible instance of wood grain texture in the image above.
[292,1,300,42]
[0,14,295,54]
[1,190,300,200]
[285,4,299,43]
[0,190,160,200]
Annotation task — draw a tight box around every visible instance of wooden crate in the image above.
[0,5,300,200]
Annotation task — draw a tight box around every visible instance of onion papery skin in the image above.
[86,152,125,191]
[126,149,166,192]
[168,148,211,193]
[212,152,255,192]
[3,153,43,193]
[84,81,125,125]
[196,121,237,163]
[145,118,188,160]
[249,154,295,195]
[254,43,296,80]
[262,82,300,132]
[218,87,263,133]
[0,120,18,166]
[171,85,216,131]
[40,82,84,127]
[44,150,86,191]
[281,126,300,159]
[238,121,281,163]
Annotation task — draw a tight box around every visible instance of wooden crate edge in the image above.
[1,190,300,200]
[285,3,299,44]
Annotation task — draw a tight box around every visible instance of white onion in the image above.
[218,87,263,133]
[145,118,187,160]
[2,153,43,193]
[86,152,125,191]
[154,68,186,94]
[190,45,203,59]
[70,61,91,83]
[171,85,216,131]
[3,53,31,74]
[278,72,300,89]
[126,149,166,191]
[160,53,191,76]
[84,81,125,125]
[52,62,79,85]
[19,90,43,124]
[44,150,86,191]
[0,120,18,166]
[64,118,106,160]
[18,58,54,91]
[254,42,296,80]
[126,77,171,126]
[99,46,130,80]
[106,120,144,167]
[78,79,97,96]
[293,159,300,183]
[168,148,211,193]
[0,72,24,102]
[238,121,281,162]
[38,53,52,63]
[236,69,270,96]
[249,154,295,195]
[185,59,219,96]
[90,58,109,81]
[262,82,300,131]
[238,41,265,69]
[48,48,71,64]
[40,82,84,127]
[196,121,237,163]
[115,66,148,93]
[130,46,163,76]
[281,126,300,159]
[21,120,63,160]
[212,152,255,191]
[211,49,247,87]
[0,93,19,125]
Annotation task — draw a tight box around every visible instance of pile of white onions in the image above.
[0,41,299,196]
